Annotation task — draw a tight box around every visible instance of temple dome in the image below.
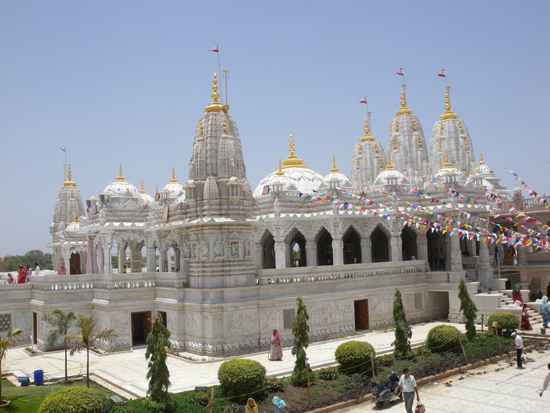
[373,159,410,187]
[161,167,184,200]
[319,156,352,191]
[65,220,81,233]
[103,165,140,198]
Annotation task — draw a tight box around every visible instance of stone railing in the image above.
[501,196,550,212]
[257,260,428,285]
[525,252,550,266]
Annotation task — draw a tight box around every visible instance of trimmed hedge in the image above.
[487,312,520,337]
[426,325,461,353]
[38,387,104,413]
[217,359,266,400]
[334,341,376,375]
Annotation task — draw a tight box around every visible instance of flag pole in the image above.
[64,149,67,181]
[217,45,223,104]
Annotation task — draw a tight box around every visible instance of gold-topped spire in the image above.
[395,85,413,115]
[385,154,395,170]
[223,117,228,133]
[204,73,224,113]
[439,86,458,120]
[276,158,285,176]
[443,149,452,168]
[63,164,76,186]
[139,178,147,194]
[156,184,159,194]
[199,119,203,135]
[479,152,485,165]
[330,155,340,173]
[115,163,126,181]
[281,135,307,169]
[437,158,442,170]
[73,208,80,224]
[169,166,179,183]
[359,113,375,142]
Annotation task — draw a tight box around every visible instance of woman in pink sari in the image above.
[269,329,283,361]
[58,260,67,275]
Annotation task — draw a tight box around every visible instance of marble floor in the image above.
[336,347,550,413]
[5,321,463,398]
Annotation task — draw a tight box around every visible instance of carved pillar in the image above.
[517,247,526,266]
[285,243,292,267]
[417,233,428,261]
[361,238,372,263]
[174,248,181,272]
[159,249,168,272]
[390,235,402,262]
[306,241,317,267]
[179,248,185,273]
[449,233,463,272]
[332,238,343,265]
[479,240,490,269]
[253,243,262,268]
[62,248,71,275]
[117,241,125,274]
[146,247,156,272]
[104,246,112,275]
[91,240,98,274]
[275,241,286,269]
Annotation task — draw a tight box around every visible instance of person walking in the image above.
[520,304,533,330]
[438,248,445,270]
[540,363,550,397]
[510,332,524,369]
[394,367,419,413]
[34,263,40,276]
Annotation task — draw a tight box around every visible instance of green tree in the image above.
[392,288,412,357]
[1,326,23,403]
[43,310,76,381]
[145,314,172,406]
[68,315,117,388]
[0,250,53,272]
[291,296,310,386]
[458,278,478,340]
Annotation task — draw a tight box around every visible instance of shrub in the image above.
[487,312,520,337]
[335,341,376,375]
[217,359,266,400]
[38,387,104,413]
[186,392,210,406]
[264,377,286,393]
[426,325,461,353]
[318,367,339,380]
[377,354,394,367]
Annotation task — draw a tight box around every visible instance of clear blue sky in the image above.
[1,1,549,256]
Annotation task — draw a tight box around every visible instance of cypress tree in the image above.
[392,288,412,357]
[291,296,310,386]
[145,314,172,406]
[458,278,478,340]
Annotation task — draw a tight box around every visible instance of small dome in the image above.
[186,178,196,187]
[254,167,322,197]
[161,166,185,199]
[140,192,155,204]
[103,165,140,198]
[319,156,352,190]
[228,176,239,184]
[65,221,80,233]
[373,162,410,187]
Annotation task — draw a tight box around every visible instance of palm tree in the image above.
[1,326,23,403]
[43,310,76,381]
[67,315,116,388]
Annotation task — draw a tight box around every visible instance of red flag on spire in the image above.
[438,69,446,77]
[359,97,367,104]
[395,68,403,76]
[60,148,66,152]
[208,45,218,53]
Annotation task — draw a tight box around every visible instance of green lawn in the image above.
[1,379,118,413]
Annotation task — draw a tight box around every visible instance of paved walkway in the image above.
[337,345,550,413]
[5,321,463,398]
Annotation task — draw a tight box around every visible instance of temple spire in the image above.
[443,149,452,168]
[395,84,413,115]
[282,135,306,169]
[330,155,340,173]
[63,164,76,187]
[359,112,375,142]
[139,178,147,194]
[205,73,223,113]
[170,165,179,183]
[116,163,126,181]
[276,158,285,176]
[385,154,395,170]
[439,85,458,120]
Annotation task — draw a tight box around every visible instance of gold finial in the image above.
[330,155,339,173]
[439,120,443,134]
[438,139,441,152]
[413,119,417,131]
[459,120,464,133]
[73,208,80,224]
[139,178,147,194]
[394,119,399,131]
[116,163,126,181]
[356,158,359,170]
[360,114,375,142]
[465,137,469,149]
[443,149,452,168]
[393,136,397,149]
[379,157,383,169]
[375,142,379,153]
[199,119,203,135]
[439,86,458,120]
[223,117,228,133]
[276,158,285,176]
[205,73,223,113]
[479,152,485,165]
[58,190,61,199]
[385,154,395,170]
[282,134,307,169]
[358,144,362,154]
[458,160,462,171]
[170,165,179,183]
[156,184,159,194]
[395,85,413,115]
[63,164,76,186]
[71,189,74,198]
[418,136,422,148]
[437,158,442,170]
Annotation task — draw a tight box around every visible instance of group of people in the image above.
[509,283,550,331]
[0,263,39,285]
[246,397,289,413]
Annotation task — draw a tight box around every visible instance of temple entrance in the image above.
[401,226,418,260]
[70,252,81,275]
[131,311,152,346]
[354,299,369,330]
[427,231,446,271]
[343,227,362,264]
[371,227,389,262]
[316,228,333,266]
[288,230,307,267]
[33,312,37,345]
[261,231,275,269]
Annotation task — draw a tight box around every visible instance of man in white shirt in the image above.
[510,332,524,369]
[34,263,40,276]
[540,363,550,397]
[394,367,419,413]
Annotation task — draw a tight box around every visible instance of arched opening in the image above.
[261,231,276,269]
[316,228,333,266]
[70,252,81,275]
[288,230,307,267]
[343,227,362,264]
[427,230,446,271]
[371,226,389,262]
[401,226,418,261]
